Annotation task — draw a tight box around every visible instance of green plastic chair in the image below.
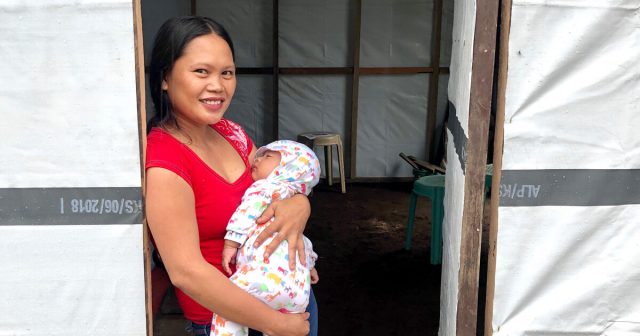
[404,174,446,264]
[405,167,493,265]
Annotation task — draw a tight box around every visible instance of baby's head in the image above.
[252,140,321,195]
[251,149,281,181]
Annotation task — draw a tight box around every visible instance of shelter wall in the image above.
[0,1,146,335]
[490,1,640,334]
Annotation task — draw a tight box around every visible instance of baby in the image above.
[212,140,321,336]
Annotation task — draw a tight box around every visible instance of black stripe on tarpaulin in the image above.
[446,101,468,172]
[499,169,640,206]
[0,187,143,225]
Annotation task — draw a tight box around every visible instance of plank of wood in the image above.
[427,0,443,162]
[349,0,362,179]
[456,0,500,334]
[484,0,512,334]
[131,0,151,335]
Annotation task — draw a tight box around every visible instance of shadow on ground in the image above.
[307,182,441,336]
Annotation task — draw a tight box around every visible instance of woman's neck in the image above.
[166,116,216,146]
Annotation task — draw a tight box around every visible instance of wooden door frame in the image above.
[484,0,511,334]
[131,0,152,334]
[455,0,500,335]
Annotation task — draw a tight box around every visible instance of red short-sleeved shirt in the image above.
[145,119,255,323]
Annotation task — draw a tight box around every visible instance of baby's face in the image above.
[251,150,281,180]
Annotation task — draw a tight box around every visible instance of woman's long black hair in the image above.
[147,16,235,133]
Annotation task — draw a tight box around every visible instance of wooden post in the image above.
[485,0,511,335]
[426,0,443,162]
[272,0,279,140]
[131,0,151,334]
[456,0,499,334]
[349,0,362,178]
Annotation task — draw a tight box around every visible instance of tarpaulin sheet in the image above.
[228,75,275,147]
[492,0,640,334]
[0,1,146,334]
[279,75,351,176]
[361,0,432,67]
[197,0,273,68]
[280,0,354,67]
[356,74,430,177]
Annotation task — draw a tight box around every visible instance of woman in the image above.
[144,16,317,336]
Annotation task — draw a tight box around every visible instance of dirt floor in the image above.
[154,181,491,336]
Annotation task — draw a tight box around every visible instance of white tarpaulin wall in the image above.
[491,1,640,335]
[141,0,454,178]
[0,1,146,335]
[439,0,476,334]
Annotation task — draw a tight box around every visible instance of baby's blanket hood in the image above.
[255,140,321,195]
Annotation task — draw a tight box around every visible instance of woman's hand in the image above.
[254,194,310,270]
[269,312,310,336]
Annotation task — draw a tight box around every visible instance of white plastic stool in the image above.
[297,132,346,193]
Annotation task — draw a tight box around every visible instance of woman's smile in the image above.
[201,97,225,112]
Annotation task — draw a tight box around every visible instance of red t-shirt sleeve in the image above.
[145,129,193,186]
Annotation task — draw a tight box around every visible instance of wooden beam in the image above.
[280,67,353,75]
[235,66,449,76]
[361,66,449,75]
[349,0,362,178]
[131,0,151,335]
[272,0,279,140]
[456,0,500,335]
[190,0,196,15]
[237,67,273,75]
[359,67,433,74]
[485,0,511,334]
[349,177,414,183]
[426,0,443,162]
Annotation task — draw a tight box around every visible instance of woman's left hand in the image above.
[254,194,310,270]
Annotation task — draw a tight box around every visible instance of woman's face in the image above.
[162,33,236,127]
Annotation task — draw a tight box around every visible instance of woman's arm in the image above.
[145,167,309,336]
